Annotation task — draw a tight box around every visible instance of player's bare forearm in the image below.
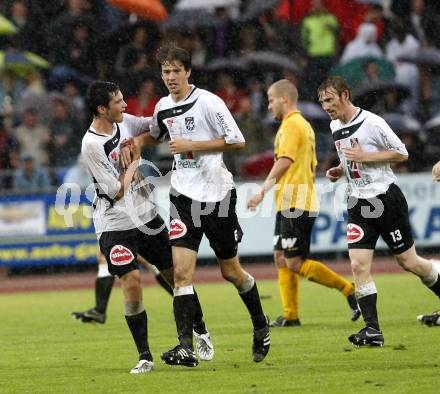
[247,157,292,210]
[114,158,140,200]
[261,157,292,195]
[169,137,245,155]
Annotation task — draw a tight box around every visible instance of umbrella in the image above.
[163,9,221,30]
[175,0,240,10]
[330,56,395,88]
[240,0,282,21]
[245,51,302,75]
[0,50,50,75]
[398,47,440,67]
[381,112,421,134]
[425,114,440,130]
[0,14,17,35]
[352,80,410,110]
[204,57,248,72]
[297,101,328,121]
[107,0,168,21]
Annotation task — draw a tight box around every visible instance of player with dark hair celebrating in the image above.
[82,80,211,373]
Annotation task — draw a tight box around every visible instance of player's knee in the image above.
[395,254,414,272]
[285,256,302,273]
[274,251,285,268]
[350,258,367,275]
[173,264,191,284]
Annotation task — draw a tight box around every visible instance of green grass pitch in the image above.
[1,273,440,393]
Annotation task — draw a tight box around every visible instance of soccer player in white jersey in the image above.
[416,161,440,326]
[120,43,270,367]
[317,76,440,346]
[81,81,211,373]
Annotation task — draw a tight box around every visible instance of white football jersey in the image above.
[81,113,156,237]
[150,86,245,202]
[331,109,408,199]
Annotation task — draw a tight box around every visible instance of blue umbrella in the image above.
[0,50,50,75]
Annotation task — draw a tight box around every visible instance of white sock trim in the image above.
[238,274,255,294]
[124,300,145,316]
[421,260,440,287]
[356,282,377,299]
[174,285,194,296]
[97,263,111,278]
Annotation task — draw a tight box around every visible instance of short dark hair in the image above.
[156,42,191,71]
[86,81,120,116]
[317,76,352,101]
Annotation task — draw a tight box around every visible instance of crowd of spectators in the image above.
[1,0,440,192]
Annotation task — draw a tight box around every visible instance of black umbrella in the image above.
[240,0,282,21]
[245,51,302,75]
[163,9,220,30]
[398,47,440,66]
[297,101,328,121]
[382,112,421,134]
[352,80,410,110]
[204,57,248,72]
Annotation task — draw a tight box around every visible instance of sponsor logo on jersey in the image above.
[185,117,195,131]
[347,223,364,243]
[176,158,201,169]
[215,112,232,135]
[169,219,187,239]
[109,245,134,265]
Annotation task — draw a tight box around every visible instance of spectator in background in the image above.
[12,154,51,190]
[236,96,272,160]
[209,7,239,58]
[114,25,153,95]
[386,19,421,111]
[63,153,91,190]
[62,81,86,123]
[15,70,52,125]
[214,72,247,117]
[350,4,386,47]
[47,96,82,167]
[0,115,19,189]
[125,77,159,117]
[300,0,339,100]
[340,23,383,64]
[0,66,26,119]
[6,0,48,55]
[62,20,96,80]
[12,107,49,166]
[48,0,95,51]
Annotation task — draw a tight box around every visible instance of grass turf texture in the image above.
[1,273,440,393]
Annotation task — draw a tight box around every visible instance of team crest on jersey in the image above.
[169,219,187,239]
[347,223,364,243]
[185,117,195,131]
[109,245,134,265]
